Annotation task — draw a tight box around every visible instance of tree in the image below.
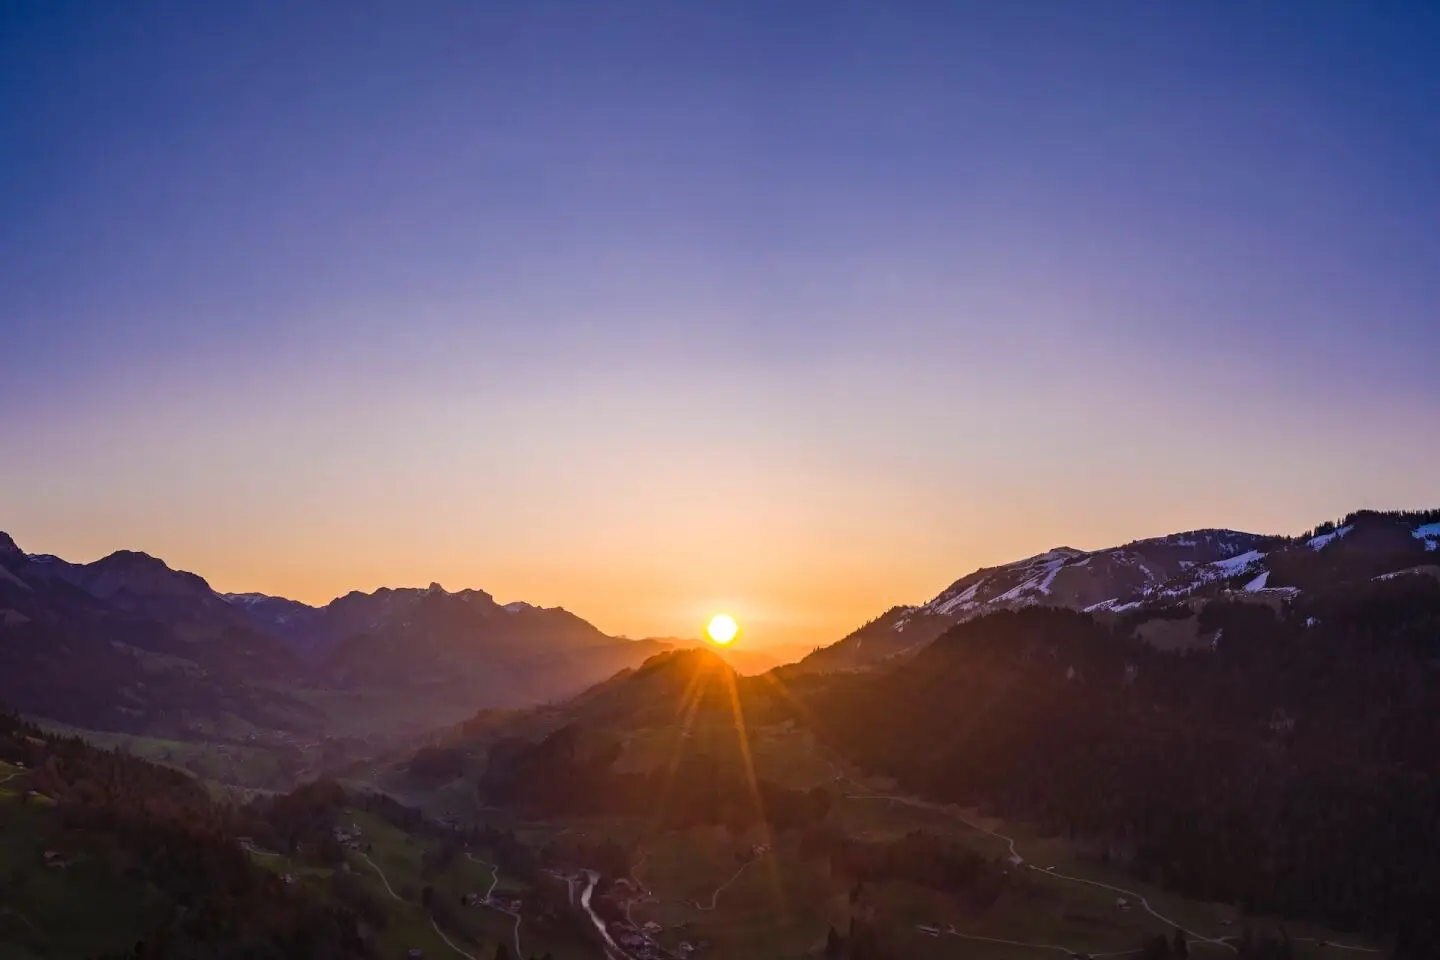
[824,924,844,958]
[1142,934,1172,959]
[1173,927,1189,958]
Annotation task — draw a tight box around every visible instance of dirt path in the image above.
[429,916,479,960]
[464,854,523,957]
[354,852,403,901]
[942,929,1145,956]
[844,788,1233,952]
[355,852,486,960]
[1040,864,1234,952]
[690,853,763,911]
[464,853,501,901]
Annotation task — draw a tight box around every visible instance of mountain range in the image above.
[0,532,671,740]
[800,509,1440,672]
[7,507,1440,955]
[4,507,1437,745]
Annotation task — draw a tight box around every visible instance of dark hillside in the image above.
[0,712,369,959]
[800,580,1440,955]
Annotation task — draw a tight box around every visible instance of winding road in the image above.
[354,851,403,901]
[842,787,1235,952]
[428,917,479,960]
[830,760,1379,956]
[355,851,495,960]
[463,854,524,958]
[579,869,635,960]
[464,853,502,901]
[941,928,1142,957]
[690,854,764,911]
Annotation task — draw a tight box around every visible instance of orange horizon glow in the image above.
[9,481,1427,650]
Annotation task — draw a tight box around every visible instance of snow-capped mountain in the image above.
[797,511,1440,673]
[801,529,1272,671]
[915,529,1268,622]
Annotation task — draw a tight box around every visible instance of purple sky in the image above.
[3,2,1438,645]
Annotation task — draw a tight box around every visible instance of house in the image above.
[42,850,74,868]
[407,950,423,959]
[642,921,663,934]
[915,924,941,937]
[282,873,298,885]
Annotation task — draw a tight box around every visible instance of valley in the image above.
[4,508,1440,958]
[329,713,1376,960]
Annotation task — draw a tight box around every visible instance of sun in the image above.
[706,613,739,646]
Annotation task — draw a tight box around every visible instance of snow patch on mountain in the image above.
[994,555,1068,602]
[224,592,276,607]
[910,531,1271,630]
[929,579,985,616]
[1414,522,1440,551]
[1308,526,1354,551]
[1211,550,1266,577]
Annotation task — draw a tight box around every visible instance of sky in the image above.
[3,2,1439,647]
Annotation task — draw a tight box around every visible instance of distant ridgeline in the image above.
[0,530,676,742]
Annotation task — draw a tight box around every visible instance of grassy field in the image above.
[29,722,292,788]
[628,830,841,959]
[332,807,596,960]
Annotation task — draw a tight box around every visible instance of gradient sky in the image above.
[3,2,1439,647]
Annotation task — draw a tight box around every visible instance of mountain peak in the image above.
[79,549,216,600]
[0,531,21,560]
[94,549,170,571]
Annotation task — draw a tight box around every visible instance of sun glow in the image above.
[706,613,739,646]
